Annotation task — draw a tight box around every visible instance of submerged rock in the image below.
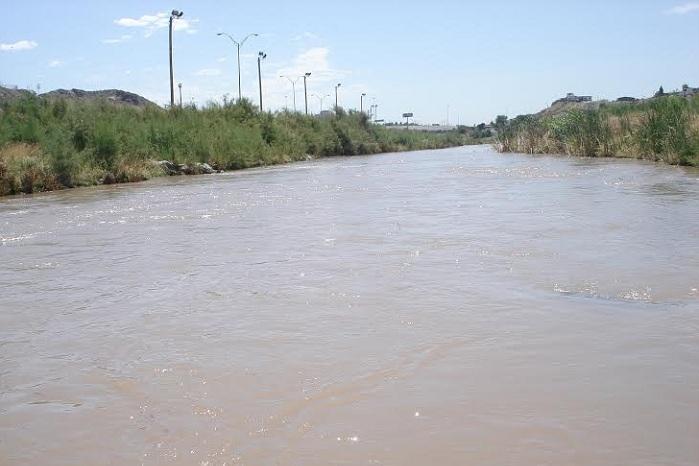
[157,160,180,176]
[102,172,116,185]
[195,163,215,174]
[155,160,218,176]
[178,163,193,175]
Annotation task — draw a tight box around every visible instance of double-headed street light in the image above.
[334,83,342,110]
[257,51,267,112]
[279,75,299,112]
[217,32,258,101]
[169,9,184,108]
[279,73,311,114]
[311,93,330,113]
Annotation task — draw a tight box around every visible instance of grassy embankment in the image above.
[497,95,699,166]
[0,96,468,195]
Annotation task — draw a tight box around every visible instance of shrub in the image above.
[0,96,468,195]
[92,122,119,170]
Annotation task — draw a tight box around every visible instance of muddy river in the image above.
[1,146,698,465]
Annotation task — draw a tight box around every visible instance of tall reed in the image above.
[0,96,469,195]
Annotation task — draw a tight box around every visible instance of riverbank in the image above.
[0,96,470,196]
[496,95,699,166]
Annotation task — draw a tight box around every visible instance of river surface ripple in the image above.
[1,146,698,465]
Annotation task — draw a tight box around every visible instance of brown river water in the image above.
[1,145,698,465]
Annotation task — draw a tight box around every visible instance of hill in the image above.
[39,88,156,108]
[535,99,605,118]
[0,86,34,104]
[0,85,156,108]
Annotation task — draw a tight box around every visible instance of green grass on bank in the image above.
[496,95,699,166]
[0,96,469,195]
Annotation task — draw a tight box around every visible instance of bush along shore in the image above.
[496,95,699,166]
[0,96,469,196]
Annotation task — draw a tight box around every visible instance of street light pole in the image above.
[236,45,241,100]
[178,82,182,107]
[335,83,342,110]
[257,51,266,112]
[169,10,183,108]
[217,32,258,101]
[280,76,298,112]
[360,93,366,113]
[311,93,330,113]
[302,72,311,115]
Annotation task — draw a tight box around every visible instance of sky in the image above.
[1,0,699,125]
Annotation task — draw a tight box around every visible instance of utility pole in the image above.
[257,51,266,111]
[334,83,342,110]
[360,93,367,113]
[169,10,183,108]
[178,83,182,107]
[302,72,311,115]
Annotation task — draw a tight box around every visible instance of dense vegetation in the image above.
[0,96,468,195]
[496,95,699,166]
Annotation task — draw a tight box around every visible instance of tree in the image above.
[494,115,508,130]
[655,86,665,97]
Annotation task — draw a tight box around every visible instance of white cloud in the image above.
[263,47,357,112]
[195,68,222,77]
[102,34,133,44]
[666,2,699,14]
[277,47,348,83]
[291,32,319,42]
[114,12,198,37]
[0,40,38,52]
[48,59,64,68]
[217,57,228,63]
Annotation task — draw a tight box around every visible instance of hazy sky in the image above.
[1,0,698,124]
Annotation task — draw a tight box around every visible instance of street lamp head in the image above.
[305,72,312,77]
[362,93,367,96]
[171,10,183,18]
[337,83,342,88]
[259,51,267,59]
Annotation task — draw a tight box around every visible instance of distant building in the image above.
[562,92,592,103]
[616,97,638,103]
[552,93,593,106]
[677,84,699,97]
[655,84,699,99]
